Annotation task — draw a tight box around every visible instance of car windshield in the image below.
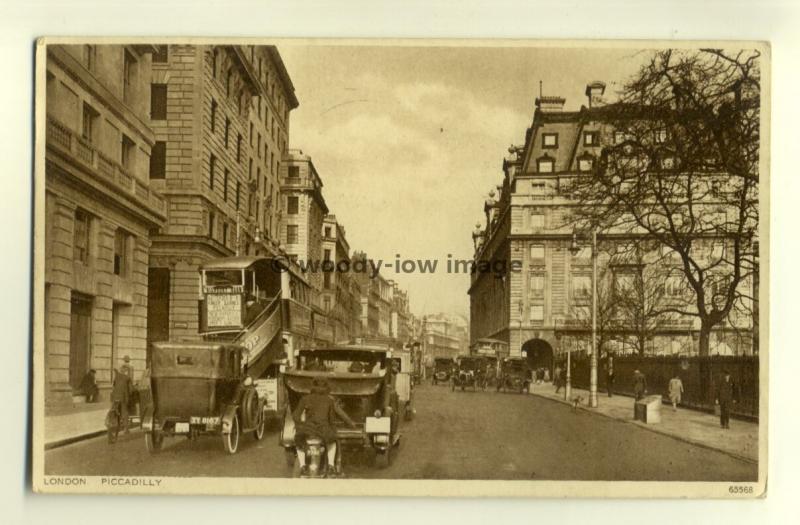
[298,350,385,374]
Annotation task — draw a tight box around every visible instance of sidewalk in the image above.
[528,382,759,463]
[45,405,111,449]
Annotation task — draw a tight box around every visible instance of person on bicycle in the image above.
[111,364,133,434]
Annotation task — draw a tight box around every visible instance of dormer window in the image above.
[537,156,554,173]
[614,131,625,144]
[584,131,599,146]
[655,129,668,144]
[542,133,558,149]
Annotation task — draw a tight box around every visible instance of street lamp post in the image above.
[570,228,599,408]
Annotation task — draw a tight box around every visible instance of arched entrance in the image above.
[522,338,554,373]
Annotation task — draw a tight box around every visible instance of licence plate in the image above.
[365,417,391,434]
[174,422,190,434]
[189,416,220,425]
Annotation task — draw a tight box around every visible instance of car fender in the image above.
[221,404,239,435]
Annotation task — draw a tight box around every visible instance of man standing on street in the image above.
[715,370,737,429]
[111,359,133,435]
[606,355,615,397]
[633,369,647,401]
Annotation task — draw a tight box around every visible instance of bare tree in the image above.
[570,49,760,356]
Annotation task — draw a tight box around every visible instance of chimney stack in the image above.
[535,96,566,113]
[585,81,606,108]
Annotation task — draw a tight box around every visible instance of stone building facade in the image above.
[147,45,297,344]
[279,150,328,294]
[469,82,755,368]
[44,44,166,405]
[321,215,361,342]
[422,314,469,360]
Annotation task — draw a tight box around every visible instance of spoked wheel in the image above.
[254,411,266,441]
[145,430,163,453]
[223,414,240,454]
[106,409,120,444]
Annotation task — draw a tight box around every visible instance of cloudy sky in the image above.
[278,44,650,318]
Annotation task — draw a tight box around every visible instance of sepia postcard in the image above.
[31,37,769,498]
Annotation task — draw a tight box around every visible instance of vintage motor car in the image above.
[451,356,487,391]
[142,341,266,454]
[432,357,455,385]
[497,357,533,394]
[280,345,401,473]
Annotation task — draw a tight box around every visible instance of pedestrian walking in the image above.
[606,355,615,398]
[668,374,684,411]
[715,370,737,429]
[554,365,563,393]
[543,368,550,383]
[633,369,647,401]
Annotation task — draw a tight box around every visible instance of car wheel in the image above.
[223,413,240,454]
[375,448,392,469]
[145,431,163,453]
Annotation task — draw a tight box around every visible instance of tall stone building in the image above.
[469,82,754,369]
[389,282,412,342]
[44,44,166,405]
[279,149,328,293]
[422,314,469,360]
[147,45,298,344]
[321,214,361,342]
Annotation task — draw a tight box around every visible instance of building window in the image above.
[224,117,230,148]
[249,122,254,146]
[531,181,546,195]
[208,211,216,239]
[572,275,592,298]
[324,272,332,290]
[257,133,261,157]
[286,225,299,244]
[121,135,135,171]
[287,196,299,214]
[578,156,594,172]
[149,141,166,179]
[209,154,216,189]
[153,45,168,63]
[73,209,91,264]
[212,49,218,78]
[123,50,136,104]
[324,226,332,238]
[530,213,545,230]
[614,272,636,295]
[537,157,554,173]
[150,83,167,120]
[222,222,228,246]
[655,129,668,144]
[226,68,233,97]
[210,99,217,133]
[529,273,545,297]
[81,103,98,143]
[542,133,558,148]
[529,305,544,322]
[223,168,229,201]
[529,244,545,261]
[236,134,242,163]
[288,165,300,178]
[113,229,129,276]
[83,45,96,71]
[323,249,331,261]
[665,275,683,297]
[583,131,598,146]
[236,181,241,210]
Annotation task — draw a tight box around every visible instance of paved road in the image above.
[45,384,757,481]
